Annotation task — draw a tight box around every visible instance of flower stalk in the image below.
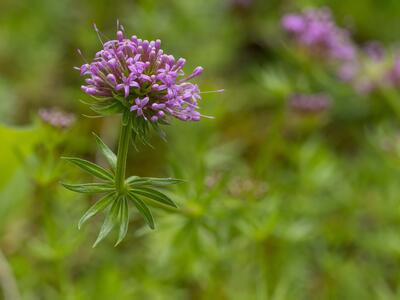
[115,111,131,194]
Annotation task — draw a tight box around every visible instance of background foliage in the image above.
[1,0,400,299]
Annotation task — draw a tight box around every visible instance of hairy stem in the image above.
[115,111,131,193]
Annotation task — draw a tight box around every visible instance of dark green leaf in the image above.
[128,192,155,229]
[93,133,117,170]
[62,157,114,181]
[115,197,129,246]
[78,192,116,229]
[61,182,114,194]
[130,187,177,208]
[93,196,120,247]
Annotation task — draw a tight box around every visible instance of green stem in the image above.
[115,111,131,193]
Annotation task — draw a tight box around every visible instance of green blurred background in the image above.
[1,0,400,299]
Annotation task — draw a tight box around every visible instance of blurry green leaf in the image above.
[78,192,116,229]
[93,133,117,171]
[0,125,41,229]
[61,182,114,194]
[93,196,120,247]
[0,169,33,229]
[62,157,114,181]
[115,197,129,246]
[0,125,41,188]
[128,192,155,229]
[130,187,177,208]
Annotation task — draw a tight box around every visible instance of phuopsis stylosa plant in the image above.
[62,24,222,246]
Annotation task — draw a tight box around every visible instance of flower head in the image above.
[78,26,206,122]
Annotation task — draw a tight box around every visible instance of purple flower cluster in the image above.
[282,8,355,62]
[289,94,331,114]
[78,28,206,122]
[39,108,76,129]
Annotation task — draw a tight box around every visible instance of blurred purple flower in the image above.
[289,94,331,114]
[354,81,377,95]
[39,108,75,129]
[363,41,385,61]
[77,26,217,122]
[387,57,400,86]
[282,14,306,34]
[338,42,389,94]
[337,62,359,82]
[282,8,356,61]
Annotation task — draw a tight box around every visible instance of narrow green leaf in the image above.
[125,176,140,185]
[78,192,116,229]
[90,100,125,116]
[128,193,155,229]
[115,197,129,246]
[93,197,120,247]
[131,116,153,147]
[126,176,184,187]
[150,122,167,141]
[112,93,129,104]
[122,110,131,126]
[62,157,114,181]
[82,114,103,119]
[130,187,177,208]
[61,182,114,194]
[93,133,117,170]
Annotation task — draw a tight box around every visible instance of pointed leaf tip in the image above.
[92,132,117,170]
[78,192,116,229]
[130,187,178,208]
[61,182,114,194]
[62,156,114,181]
[128,193,155,229]
[115,197,129,245]
[93,197,120,247]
